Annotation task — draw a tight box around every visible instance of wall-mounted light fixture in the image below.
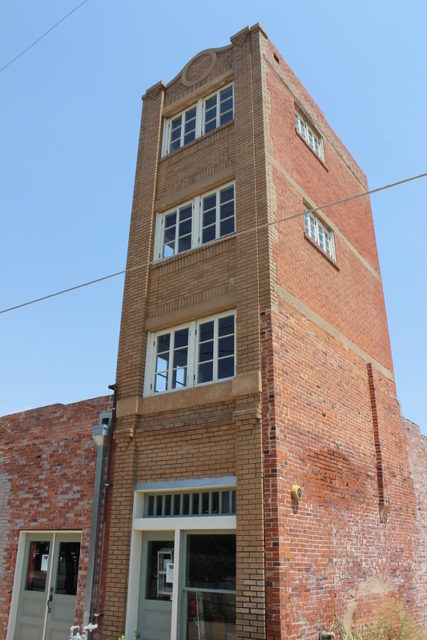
[291,484,303,502]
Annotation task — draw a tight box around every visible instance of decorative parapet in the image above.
[181,50,218,87]
[141,80,166,101]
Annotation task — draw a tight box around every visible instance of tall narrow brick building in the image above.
[100,25,420,640]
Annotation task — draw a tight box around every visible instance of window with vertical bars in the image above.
[145,489,236,517]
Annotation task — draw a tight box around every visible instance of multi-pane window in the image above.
[201,184,235,244]
[304,208,335,260]
[169,106,197,152]
[153,327,189,393]
[162,84,234,156]
[161,202,193,258]
[144,312,236,396]
[197,314,235,384]
[145,489,236,517]
[154,183,235,261]
[203,85,234,134]
[295,111,324,161]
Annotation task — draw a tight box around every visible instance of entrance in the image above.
[125,480,237,640]
[13,532,81,640]
[139,532,174,640]
[137,531,236,640]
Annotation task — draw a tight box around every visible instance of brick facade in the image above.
[0,396,110,639]
[404,418,427,627]
[262,38,421,636]
[98,24,424,640]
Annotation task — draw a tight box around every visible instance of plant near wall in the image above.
[333,602,423,640]
[118,632,140,640]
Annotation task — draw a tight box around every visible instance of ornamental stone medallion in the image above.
[181,50,217,87]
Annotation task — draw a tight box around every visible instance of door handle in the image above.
[47,586,53,613]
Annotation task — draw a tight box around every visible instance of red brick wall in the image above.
[265,47,392,371]
[262,37,420,638]
[403,418,427,626]
[262,304,418,638]
[0,396,110,638]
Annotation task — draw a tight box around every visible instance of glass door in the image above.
[45,533,81,640]
[14,532,81,640]
[139,532,174,640]
[15,534,53,640]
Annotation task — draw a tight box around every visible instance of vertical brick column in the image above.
[231,26,268,376]
[115,81,165,401]
[234,400,266,639]
[230,25,271,640]
[102,81,165,638]
[260,310,281,639]
[99,416,138,639]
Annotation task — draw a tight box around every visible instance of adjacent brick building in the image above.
[0,396,111,640]
[98,23,425,640]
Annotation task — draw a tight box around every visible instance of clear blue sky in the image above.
[1,1,426,435]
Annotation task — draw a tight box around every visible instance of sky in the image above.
[0,1,426,434]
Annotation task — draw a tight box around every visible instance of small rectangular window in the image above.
[304,207,335,260]
[162,84,234,156]
[295,111,324,161]
[144,489,236,517]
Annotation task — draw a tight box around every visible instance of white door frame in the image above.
[6,530,81,640]
[125,478,236,640]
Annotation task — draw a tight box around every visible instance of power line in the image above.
[1,171,426,316]
[0,0,90,75]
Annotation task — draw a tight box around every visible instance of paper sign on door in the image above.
[165,562,174,584]
[41,554,49,572]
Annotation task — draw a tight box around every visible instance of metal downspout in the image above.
[83,389,115,631]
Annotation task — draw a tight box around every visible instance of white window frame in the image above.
[153,182,235,261]
[161,84,234,156]
[154,198,195,261]
[144,311,236,397]
[295,111,325,161]
[202,84,234,135]
[125,477,237,640]
[304,207,336,260]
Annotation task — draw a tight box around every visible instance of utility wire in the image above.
[1,171,426,316]
[0,0,90,75]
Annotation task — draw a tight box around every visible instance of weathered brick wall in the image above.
[262,35,420,638]
[403,418,426,626]
[263,303,418,638]
[0,396,110,638]
[264,46,392,371]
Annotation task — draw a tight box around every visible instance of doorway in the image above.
[12,532,81,640]
[138,532,174,640]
